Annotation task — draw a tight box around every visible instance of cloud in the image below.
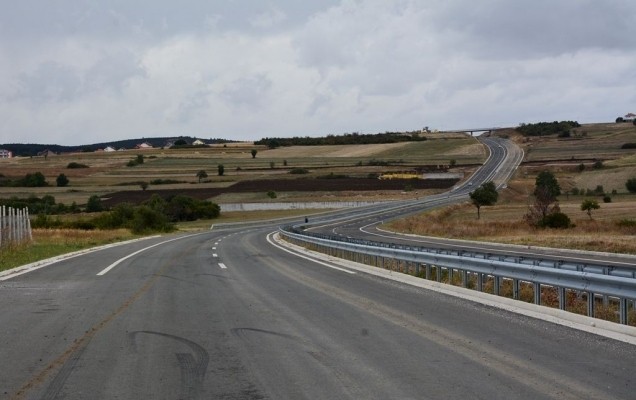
[0,0,635,145]
[249,8,287,29]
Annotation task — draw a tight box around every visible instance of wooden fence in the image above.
[0,206,32,250]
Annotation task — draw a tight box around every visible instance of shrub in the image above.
[129,206,173,234]
[603,195,612,203]
[150,179,185,185]
[593,160,604,169]
[621,143,636,149]
[21,172,48,187]
[86,195,104,212]
[540,212,572,229]
[289,168,309,174]
[267,191,277,199]
[56,173,69,187]
[67,162,89,169]
[626,178,636,193]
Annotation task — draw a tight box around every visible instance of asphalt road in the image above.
[2,228,635,399]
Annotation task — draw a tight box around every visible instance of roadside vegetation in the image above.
[0,229,136,272]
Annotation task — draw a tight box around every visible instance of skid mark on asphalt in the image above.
[129,331,209,400]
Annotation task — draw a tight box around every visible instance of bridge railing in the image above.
[279,225,636,325]
[0,206,33,250]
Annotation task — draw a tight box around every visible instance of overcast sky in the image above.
[1,0,635,145]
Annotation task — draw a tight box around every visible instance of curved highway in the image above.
[2,137,635,399]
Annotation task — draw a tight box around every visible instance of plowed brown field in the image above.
[101,178,458,207]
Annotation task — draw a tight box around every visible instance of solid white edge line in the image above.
[97,232,211,276]
[267,232,355,275]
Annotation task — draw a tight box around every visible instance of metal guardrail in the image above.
[280,226,636,325]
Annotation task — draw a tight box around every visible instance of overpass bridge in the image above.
[437,127,503,136]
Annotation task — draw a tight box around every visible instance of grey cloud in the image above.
[13,62,82,103]
[221,74,273,109]
[85,49,146,93]
[431,0,636,59]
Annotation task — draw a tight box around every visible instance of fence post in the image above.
[0,206,32,250]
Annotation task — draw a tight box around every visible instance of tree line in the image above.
[515,121,580,137]
[255,131,426,148]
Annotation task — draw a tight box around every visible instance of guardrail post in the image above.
[587,292,595,318]
[477,273,483,292]
[462,270,468,288]
[558,287,566,310]
[534,283,541,305]
[512,279,520,300]
[493,276,501,296]
[436,265,442,282]
[415,263,421,277]
[426,264,431,280]
[619,298,628,325]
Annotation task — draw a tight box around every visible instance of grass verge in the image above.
[0,229,137,272]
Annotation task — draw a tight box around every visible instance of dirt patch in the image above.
[101,177,459,207]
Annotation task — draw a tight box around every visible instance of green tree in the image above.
[581,199,600,219]
[626,178,636,193]
[218,164,225,176]
[525,171,564,226]
[136,154,145,164]
[251,149,258,158]
[469,181,498,219]
[196,170,208,183]
[86,195,103,213]
[56,173,69,187]
[534,170,561,199]
[140,181,149,191]
[449,159,457,167]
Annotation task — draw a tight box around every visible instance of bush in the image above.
[626,178,636,193]
[56,173,69,187]
[129,206,173,234]
[289,168,309,174]
[603,195,612,203]
[86,195,104,212]
[150,179,185,185]
[593,160,604,169]
[67,162,89,169]
[267,191,277,199]
[540,212,572,229]
[621,143,636,149]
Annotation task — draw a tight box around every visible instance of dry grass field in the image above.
[387,121,636,254]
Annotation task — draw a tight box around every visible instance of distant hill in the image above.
[0,137,238,157]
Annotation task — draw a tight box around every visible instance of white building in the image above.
[0,149,12,158]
